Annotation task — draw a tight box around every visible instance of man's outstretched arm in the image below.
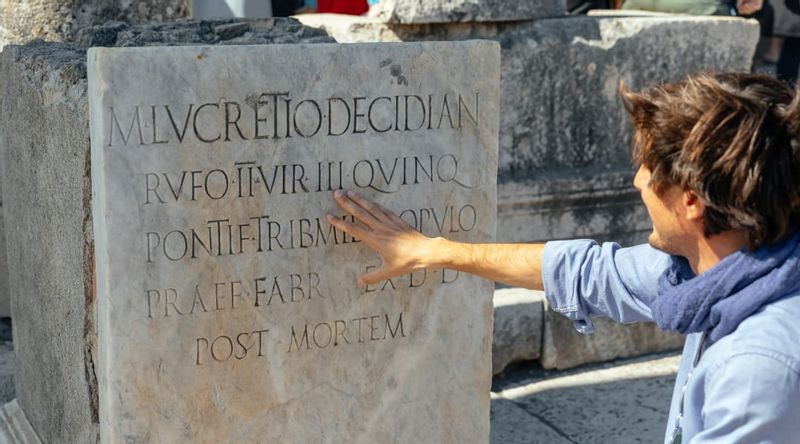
[326,190,545,289]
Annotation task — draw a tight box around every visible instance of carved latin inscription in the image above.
[89,42,498,443]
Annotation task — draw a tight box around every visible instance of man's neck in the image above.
[688,230,748,275]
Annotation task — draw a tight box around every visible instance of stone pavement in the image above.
[490,352,681,444]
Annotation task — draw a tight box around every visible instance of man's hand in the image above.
[737,0,764,15]
[328,190,547,290]
[326,190,441,286]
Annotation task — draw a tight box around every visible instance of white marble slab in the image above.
[88,42,499,443]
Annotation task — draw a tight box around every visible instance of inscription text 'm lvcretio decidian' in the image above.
[107,92,481,147]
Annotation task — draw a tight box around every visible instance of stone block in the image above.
[540,306,685,370]
[297,14,759,245]
[89,40,499,443]
[492,289,543,375]
[0,18,333,444]
[368,0,566,24]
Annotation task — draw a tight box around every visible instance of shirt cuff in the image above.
[542,239,596,334]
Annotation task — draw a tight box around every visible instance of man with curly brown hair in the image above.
[329,72,800,443]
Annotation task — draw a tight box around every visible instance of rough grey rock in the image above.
[0,0,190,49]
[298,14,759,245]
[74,18,333,47]
[368,0,566,24]
[540,307,685,370]
[0,18,333,444]
[492,289,543,375]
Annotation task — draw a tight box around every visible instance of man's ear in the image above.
[682,190,705,221]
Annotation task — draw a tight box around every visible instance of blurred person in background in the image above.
[272,0,303,16]
[289,0,373,14]
[621,0,763,15]
[757,0,800,82]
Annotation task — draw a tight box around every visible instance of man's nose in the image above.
[633,166,644,190]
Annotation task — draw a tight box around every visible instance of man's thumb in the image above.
[358,265,394,287]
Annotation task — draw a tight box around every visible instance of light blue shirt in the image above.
[542,240,800,443]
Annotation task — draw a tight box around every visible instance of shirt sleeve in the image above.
[693,352,800,444]
[541,240,671,333]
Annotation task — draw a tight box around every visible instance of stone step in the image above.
[492,288,684,374]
